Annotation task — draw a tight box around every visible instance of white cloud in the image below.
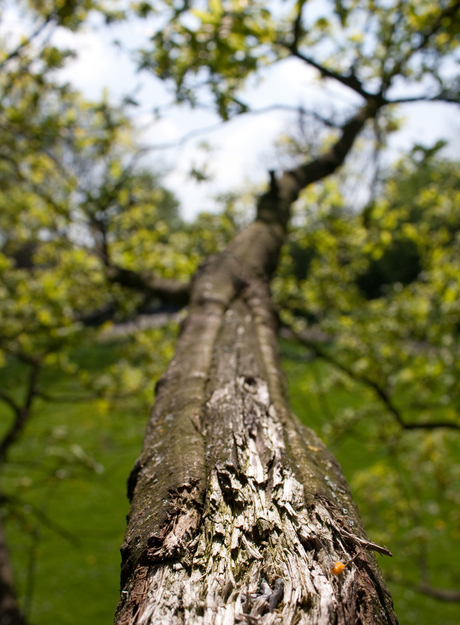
[54,28,113,98]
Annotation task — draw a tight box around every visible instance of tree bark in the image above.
[115,214,398,624]
[0,515,27,625]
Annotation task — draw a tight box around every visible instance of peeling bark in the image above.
[115,215,398,625]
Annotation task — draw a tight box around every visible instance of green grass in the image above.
[1,340,459,624]
[1,344,146,624]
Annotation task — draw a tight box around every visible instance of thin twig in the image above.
[0,15,55,72]
[415,583,460,602]
[143,104,340,151]
[339,528,393,557]
[1,494,79,546]
[382,0,460,86]
[388,94,460,105]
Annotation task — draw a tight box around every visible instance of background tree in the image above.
[0,2,185,622]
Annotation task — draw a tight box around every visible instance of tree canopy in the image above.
[144,0,460,114]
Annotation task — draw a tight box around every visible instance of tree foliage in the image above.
[140,0,460,117]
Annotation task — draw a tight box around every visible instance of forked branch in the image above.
[289,49,376,101]
[257,100,381,227]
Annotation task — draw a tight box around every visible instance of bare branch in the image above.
[294,101,378,185]
[291,0,308,51]
[282,1,460,102]
[415,583,460,602]
[257,100,382,227]
[143,104,341,152]
[392,571,460,602]
[339,528,393,558]
[388,94,460,105]
[287,48,376,101]
[35,390,97,404]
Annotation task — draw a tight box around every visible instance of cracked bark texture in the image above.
[115,213,398,624]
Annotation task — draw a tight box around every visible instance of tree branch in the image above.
[106,265,191,307]
[383,0,460,86]
[287,48,376,101]
[0,15,55,72]
[283,328,460,431]
[35,390,97,404]
[392,569,460,603]
[0,494,79,546]
[257,100,381,227]
[295,100,379,184]
[416,583,460,602]
[388,93,460,105]
[291,0,307,51]
[142,103,341,152]
[0,364,40,466]
[0,390,21,418]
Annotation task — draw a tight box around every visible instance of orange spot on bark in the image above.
[330,562,346,575]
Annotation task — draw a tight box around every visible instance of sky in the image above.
[2,2,460,219]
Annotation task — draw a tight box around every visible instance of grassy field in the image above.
[1,340,459,624]
[284,346,460,625]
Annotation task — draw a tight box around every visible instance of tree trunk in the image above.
[115,216,398,625]
[0,514,27,625]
